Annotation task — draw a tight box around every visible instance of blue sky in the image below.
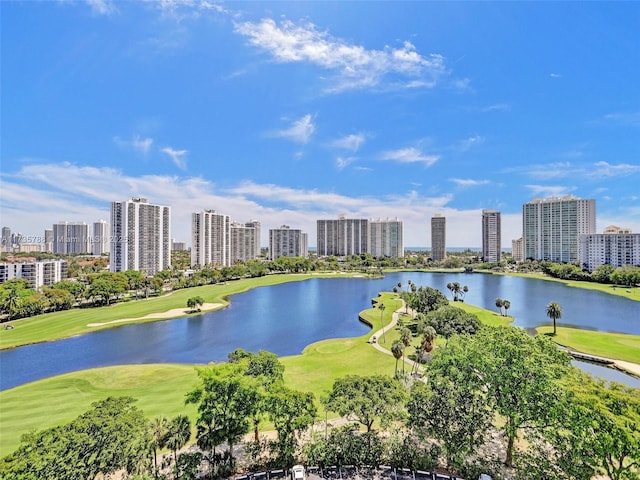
[1,0,639,248]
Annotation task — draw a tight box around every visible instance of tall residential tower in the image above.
[316,216,368,256]
[191,210,230,267]
[522,195,595,262]
[482,210,501,262]
[369,218,404,258]
[431,214,446,261]
[110,198,171,275]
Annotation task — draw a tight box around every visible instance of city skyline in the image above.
[2,2,639,247]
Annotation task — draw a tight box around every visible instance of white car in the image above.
[291,465,306,480]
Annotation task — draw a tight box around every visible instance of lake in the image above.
[1,272,638,390]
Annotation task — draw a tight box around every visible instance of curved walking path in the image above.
[369,303,424,374]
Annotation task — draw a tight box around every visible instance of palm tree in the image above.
[461,285,469,302]
[399,327,412,374]
[503,300,511,317]
[495,298,504,315]
[164,415,191,479]
[2,289,21,320]
[378,303,386,343]
[421,325,437,354]
[149,416,169,480]
[391,340,403,377]
[546,302,562,335]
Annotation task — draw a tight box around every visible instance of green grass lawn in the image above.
[536,326,640,364]
[0,274,350,350]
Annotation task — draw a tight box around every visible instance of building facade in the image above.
[481,209,502,262]
[369,218,404,258]
[191,210,230,267]
[316,216,368,257]
[52,222,91,254]
[431,214,446,262]
[1,227,11,252]
[579,226,640,272]
[269,225,308,260]
[522,196,596,262]
[512,237,524,262]
[93,220,110,256]
[230,221,261,264]
[110,198,171,275]
[0,259,68,290]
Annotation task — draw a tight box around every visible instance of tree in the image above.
[0,397,149,480]
[187,296,205,312]
[186,363,260,467]
[421,305,481,339]
[378,302,387,343]
[149,416,169,480]
[405,286,448,314]
[546,301,562,335]
[323,374,406,432]
[409,339,492,467]
[474,326,571,466]
[163,415,191,479]
[265,384,317,467]
[399,327,412,374]
[539,371,640,480]
[495,298,504,315]
[502,299,511,317]
[391,340,404,376]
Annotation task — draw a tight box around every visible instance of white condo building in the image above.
[110,198,171,275]
[230,221,261,264]
[269,225,308,260]
[0,259,68,290]
[482,210,502,262]
[369,218,404,258]
[512,238,524,262]
[317,216,368,257]
[579,226,640,272]
[191,210,230,267]
[431,214,446,262]
[522,195,596,262]
[93,220,110,256]
[53,222,91,254]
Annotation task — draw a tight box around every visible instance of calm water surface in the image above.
[1,272,638,390]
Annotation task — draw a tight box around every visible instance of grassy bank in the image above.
[536,326,640,364]
[0,273,352,350]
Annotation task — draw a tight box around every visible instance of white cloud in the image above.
[550,73,562,78]
[458,135,485,152]
[330,133,366,152]
[234,18,446,93]
[380,147,439,167]
[336,156,357,171]
[525,184,576,198]
[9,161,637,250]
[588,161,640,178]
[86,0,117,16]
[450,178,490,187]
[481,103,511,112]
[114,134,154,155]
[161,147,188,169]
[272,114,316,144]
[600,111,640,127]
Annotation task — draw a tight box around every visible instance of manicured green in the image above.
[536,326,640,364]
[0,364,199,457]
[0,273,349,350]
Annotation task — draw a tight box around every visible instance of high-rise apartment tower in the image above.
[431,214,446,262]
[269,225,308,260]
[482,210,502,262]
[316,216,368,256]
[522,195,595,262]
[369,218,404,258]
[110,198,171,275]
[191,210,230,267]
